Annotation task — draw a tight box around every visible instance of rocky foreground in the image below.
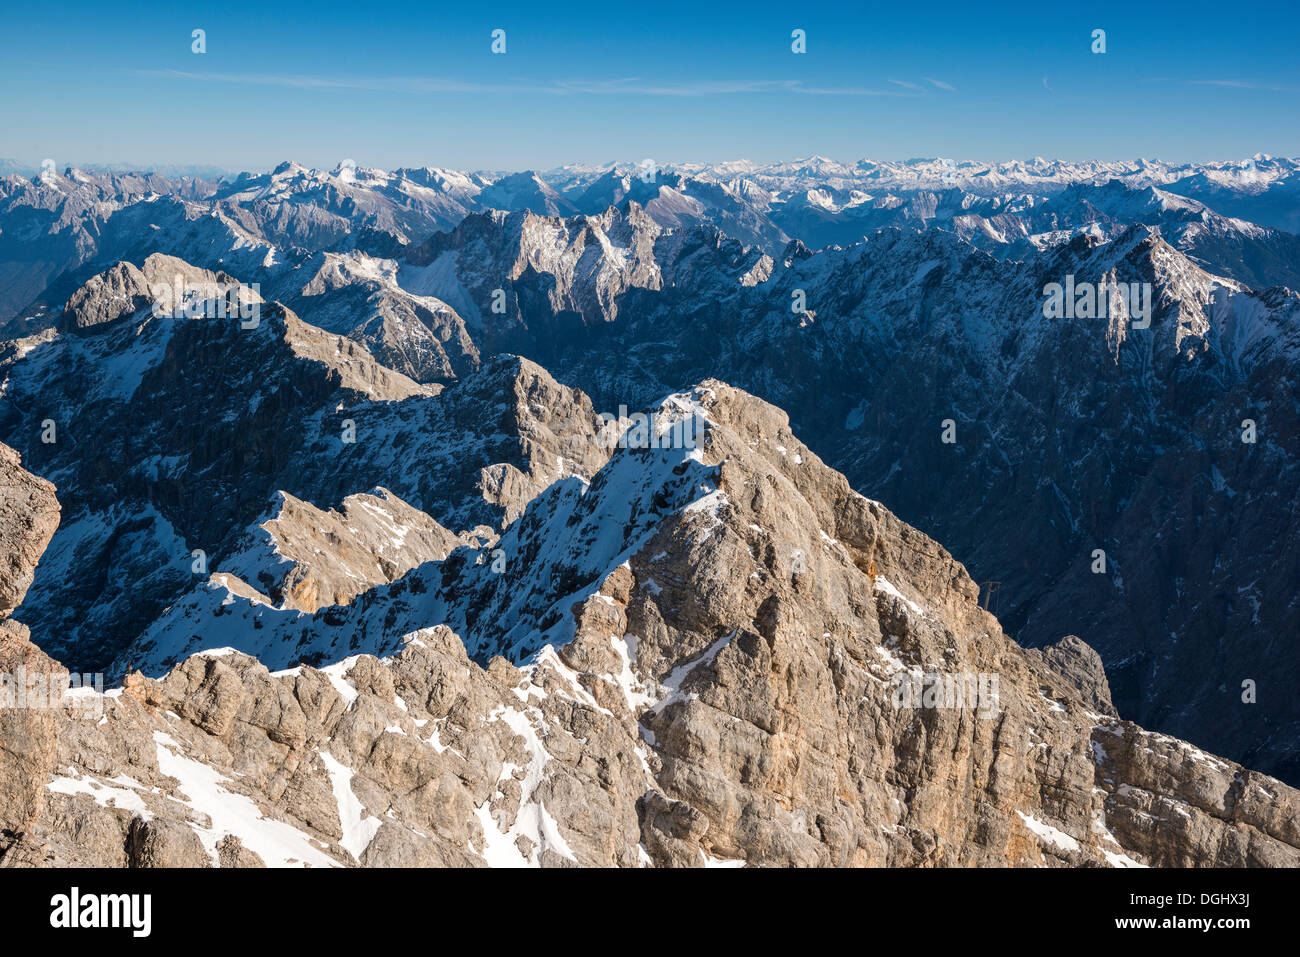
[1,374,1297,867]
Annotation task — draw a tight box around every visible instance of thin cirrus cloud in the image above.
[1187,79,1295,91]
[134,69,917,97]
[1143,77,1296,93]
[891,78,955,92]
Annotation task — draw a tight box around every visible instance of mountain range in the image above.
[0,155,1297,867]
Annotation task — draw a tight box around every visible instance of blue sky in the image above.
[2,0,1297,172]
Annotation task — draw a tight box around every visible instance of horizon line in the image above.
[3,154,1294,181]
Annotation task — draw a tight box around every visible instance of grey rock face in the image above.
[59,261,154,332]
[0,443,59,619]
[0,447,59,851]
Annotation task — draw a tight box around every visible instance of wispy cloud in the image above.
[1186,79,1294,92]
[135,69,912,98]
[924,77,956,91]
[1146,77,1297,93]
[888,78,922,90]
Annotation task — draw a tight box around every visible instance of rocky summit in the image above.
[1,382,1296,868]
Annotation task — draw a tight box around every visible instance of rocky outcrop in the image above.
[4,382,1295,868]
[0,443,58,619]
[59,254,266,334]
[59,261,154,332]
[0,444,59,860]
[1026,635,1116,717]
[290,252,480,384]
[220,487,486,612]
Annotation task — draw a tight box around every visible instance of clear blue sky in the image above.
[2,0,1297,172]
